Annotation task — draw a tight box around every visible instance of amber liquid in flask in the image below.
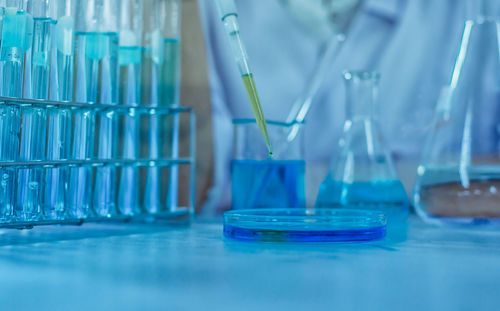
[315,71,409,223]
[413,0,500,225]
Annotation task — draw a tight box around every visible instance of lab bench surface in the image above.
[0,217,499,311]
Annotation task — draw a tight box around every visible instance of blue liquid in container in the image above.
[16,17,52,220]
[315,180,409,222]
[0,9,32,220]
[231,159,305,210]
[224,224,386,242]
[44,16,74,219]
[141,48,161,213]
[69,31,118,218]
[117,45,142,215]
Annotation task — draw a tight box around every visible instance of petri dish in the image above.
[223,208,386,242]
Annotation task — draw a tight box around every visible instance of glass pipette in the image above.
[215,0,273,156]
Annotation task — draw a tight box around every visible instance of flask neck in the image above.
[343,71,379,121]
[466,0,500,21]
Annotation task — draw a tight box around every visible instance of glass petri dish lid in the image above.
[223,208,387,242]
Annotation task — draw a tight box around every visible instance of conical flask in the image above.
[316,71,409,222]
[414,0,500,225]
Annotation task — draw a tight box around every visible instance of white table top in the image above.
[1,217,499,311]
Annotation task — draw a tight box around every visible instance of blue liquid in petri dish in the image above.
[224,225,386,242]
[316,180,409,222]
[231,159,305,209]
[223,208,387,242]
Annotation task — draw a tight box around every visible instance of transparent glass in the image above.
[69,0,120,218]
[141,0,182,214]
[0,0,31,219]
[224,208,386,242]
[413,0,500,225]
[14,0,55,221]
[117,0,143,215]
[232,119,305,210]
[43,0,75,219]
[316,71,409,223]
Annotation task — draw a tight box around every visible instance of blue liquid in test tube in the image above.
[143,29,162,214]
[0,6,32,220]
[44,5,74,219]
[68,31,118,218]
[117,31,142,215]
[16,9,52,221]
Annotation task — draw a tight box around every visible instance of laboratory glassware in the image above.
[117,0,143,215]
[70,0,119,218]
[0,97,196,228]
[232,119,305,210]
[16,0,54,220]
[43,0,74,219]
[283,0,363,142]
[162,0,181,213]
[0,0,32,220]
[142,0,182,214]
[315,71,409,223]
[215,0,272,155]
[224,208,386,242]
[413,0,500,225]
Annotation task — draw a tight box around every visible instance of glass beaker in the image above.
[231,119,305,210]
[413,0,500,225]
[315,71,409,223]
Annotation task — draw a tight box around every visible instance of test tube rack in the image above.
[0,97,196,229]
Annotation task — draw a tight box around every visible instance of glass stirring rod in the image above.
[215,0,272,156]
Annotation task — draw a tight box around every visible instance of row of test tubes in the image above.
[0,0,182,222]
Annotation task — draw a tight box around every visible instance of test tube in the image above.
[69,0,119,218]
[162,0,181,212]
[142,0,181,213]
[0,0,6,96]
[43,0,74,219]
[142,0,163,213]
[15,0,54,220]
[0,0,32,220]
[117,0,143,215]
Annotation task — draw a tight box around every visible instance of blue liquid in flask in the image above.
[231,159,305,210]
[316,180,409,222]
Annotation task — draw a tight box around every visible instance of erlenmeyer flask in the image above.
[414,0,500,225]
[316,71,409,222]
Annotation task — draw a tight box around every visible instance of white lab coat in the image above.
[198,0,465,212]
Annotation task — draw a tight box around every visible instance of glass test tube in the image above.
[163,0,182,212]
[15,0,54,220]
[142,0,181,213]
[0,0,32,220]
[69,0,119,218]
[0,0,6,96]
[117,0,143,215]
[43,0,74,219]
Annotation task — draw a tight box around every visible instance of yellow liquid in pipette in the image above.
[241,73,273,156]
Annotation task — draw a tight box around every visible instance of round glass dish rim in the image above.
[224,208,387,227]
